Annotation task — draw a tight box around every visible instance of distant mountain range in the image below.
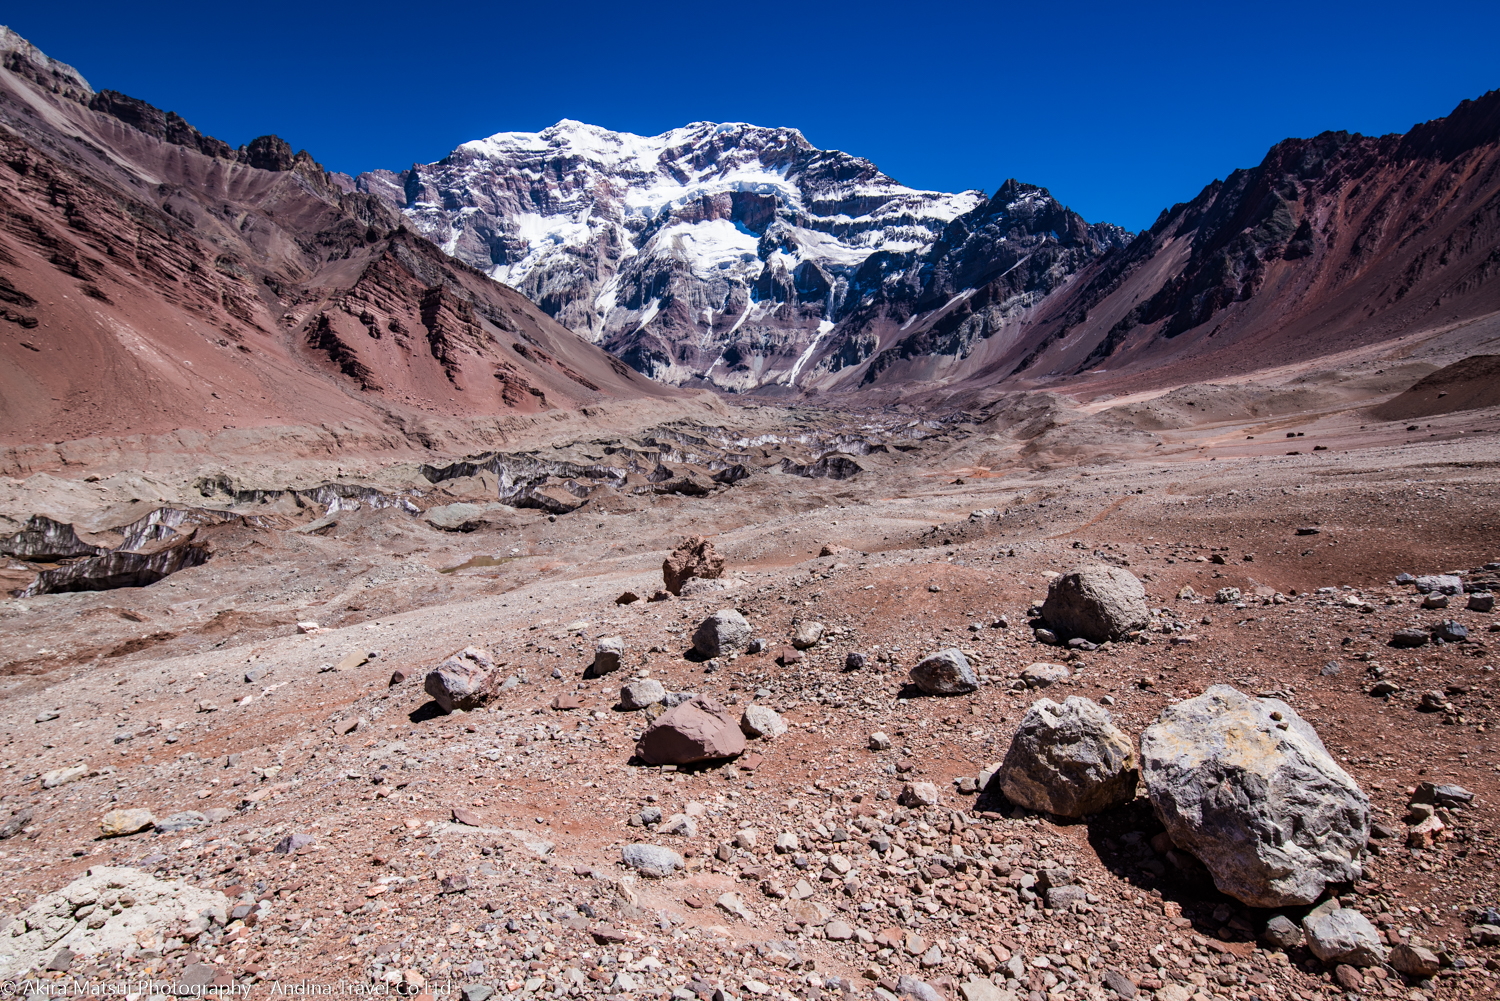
[2,23,1498,442]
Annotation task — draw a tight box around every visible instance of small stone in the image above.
[899,782,941,807]
[825,919,854,941]
[1045,885,1086,909]
[40,764,87,789]
[622,844,684,873]
[1263,914,1303,949]
[716,891,754,922]
[1215,587,1242,603]
[792,622,825,649]
[909,648,978,695]
[593,637,625,674]
[661,813,697,837]
[740,704,787,740]
[616,591,640,605]
[452,807,482,827]
[1431,620,1467,643]
[1468,592,1495,612]
[1390,628,1430,648]
[620,679,666,710]
[100,808,155,837]
[775,832,799,853]
[1101,970,1137,999]
[868,732,891,751]
[1334,965,1364,991]
[845,651,868,671]
[1389,943,1441,978]
[1033,628,1059,645]
[154,811,208,834]
[274,833,316,854]
[1020,662,1071,689]
[919,944,943,968]
[1422,593,1450,609]
[1296,527,1321,535]
[639,806,662,825]
[734,828,758,849]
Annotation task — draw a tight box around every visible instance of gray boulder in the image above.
[619,679,666,710]
[998,697,1137,818]
[1414,574,1463,595]
[909,648,977,695]
[692,609,752,658]
[1041,565,1149,642]
[424,647,495,713]
[1302,908,1387,967]
[593,636,624,674]
[621,843,684,874]
[1140,685,1369,907]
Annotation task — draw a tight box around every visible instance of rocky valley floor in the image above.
[0,393,1497,1000]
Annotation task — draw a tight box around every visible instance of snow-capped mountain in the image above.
[356,121,1127,391]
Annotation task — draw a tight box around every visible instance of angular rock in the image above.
[1263,914,1303,949]
[1100,970,1136,1000]
[424,647,496,713]
[899,782,941,807]
[1390,628,1430,648]
[621,844,684,873]
[1044,885,1086,909]
[1040,565,1150,642]
[615,591,640,605]
[1414,574,1463,595]
[663,536,725,595]
[740,704,787,740]
[998,697,1136,818]
[1389,943,1441,977]
[154,811,208,834]
[274,833,315,854]
[100,809,155,837]
[661,813,697,837]
[1468,592,1495,612]
[593,637,624,674]
[844,651,867,671]
[898,975,943,1001]
[620,679,666,710]
[41,764,87,789]
[634,696,745,765]
[1431,620,1468,643]
[868,731,891,751]
[0,808,32,839]
[1215,587,1242,604]
[824,919,854,940]
[1020,662,1071,689]
[1302,908,1386,967]
[910,648,977,695]
[691,609,751,658]
[1140,685,1369,907]
[791,621,825,649]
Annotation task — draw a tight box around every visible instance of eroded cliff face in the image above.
[0,30,683,458]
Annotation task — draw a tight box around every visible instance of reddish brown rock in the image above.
[635,696,745,765]
[662,536,725,595]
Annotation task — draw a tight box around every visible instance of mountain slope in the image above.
[0,28,683,463]
[356,121,1131,392]
[819,90,1500,401]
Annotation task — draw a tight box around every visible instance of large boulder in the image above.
[998,697,1137,818]
[1140,685,1369,907]
[909,648,977,695]
[692,609,751,658]
[663,536,725,595]
[1041,565,1149,642]
[424,647,496,713]
[635,696,745,765]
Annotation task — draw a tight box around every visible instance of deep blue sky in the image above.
[10,1,1498,231]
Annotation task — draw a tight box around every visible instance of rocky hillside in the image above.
[0,29,683,460]
[356,122,1131,391]
[820,89,1500,402]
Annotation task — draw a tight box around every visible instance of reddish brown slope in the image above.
[0,33,681,462]
[823,90,1500,401]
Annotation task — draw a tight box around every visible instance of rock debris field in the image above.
[0,401,1497,999]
